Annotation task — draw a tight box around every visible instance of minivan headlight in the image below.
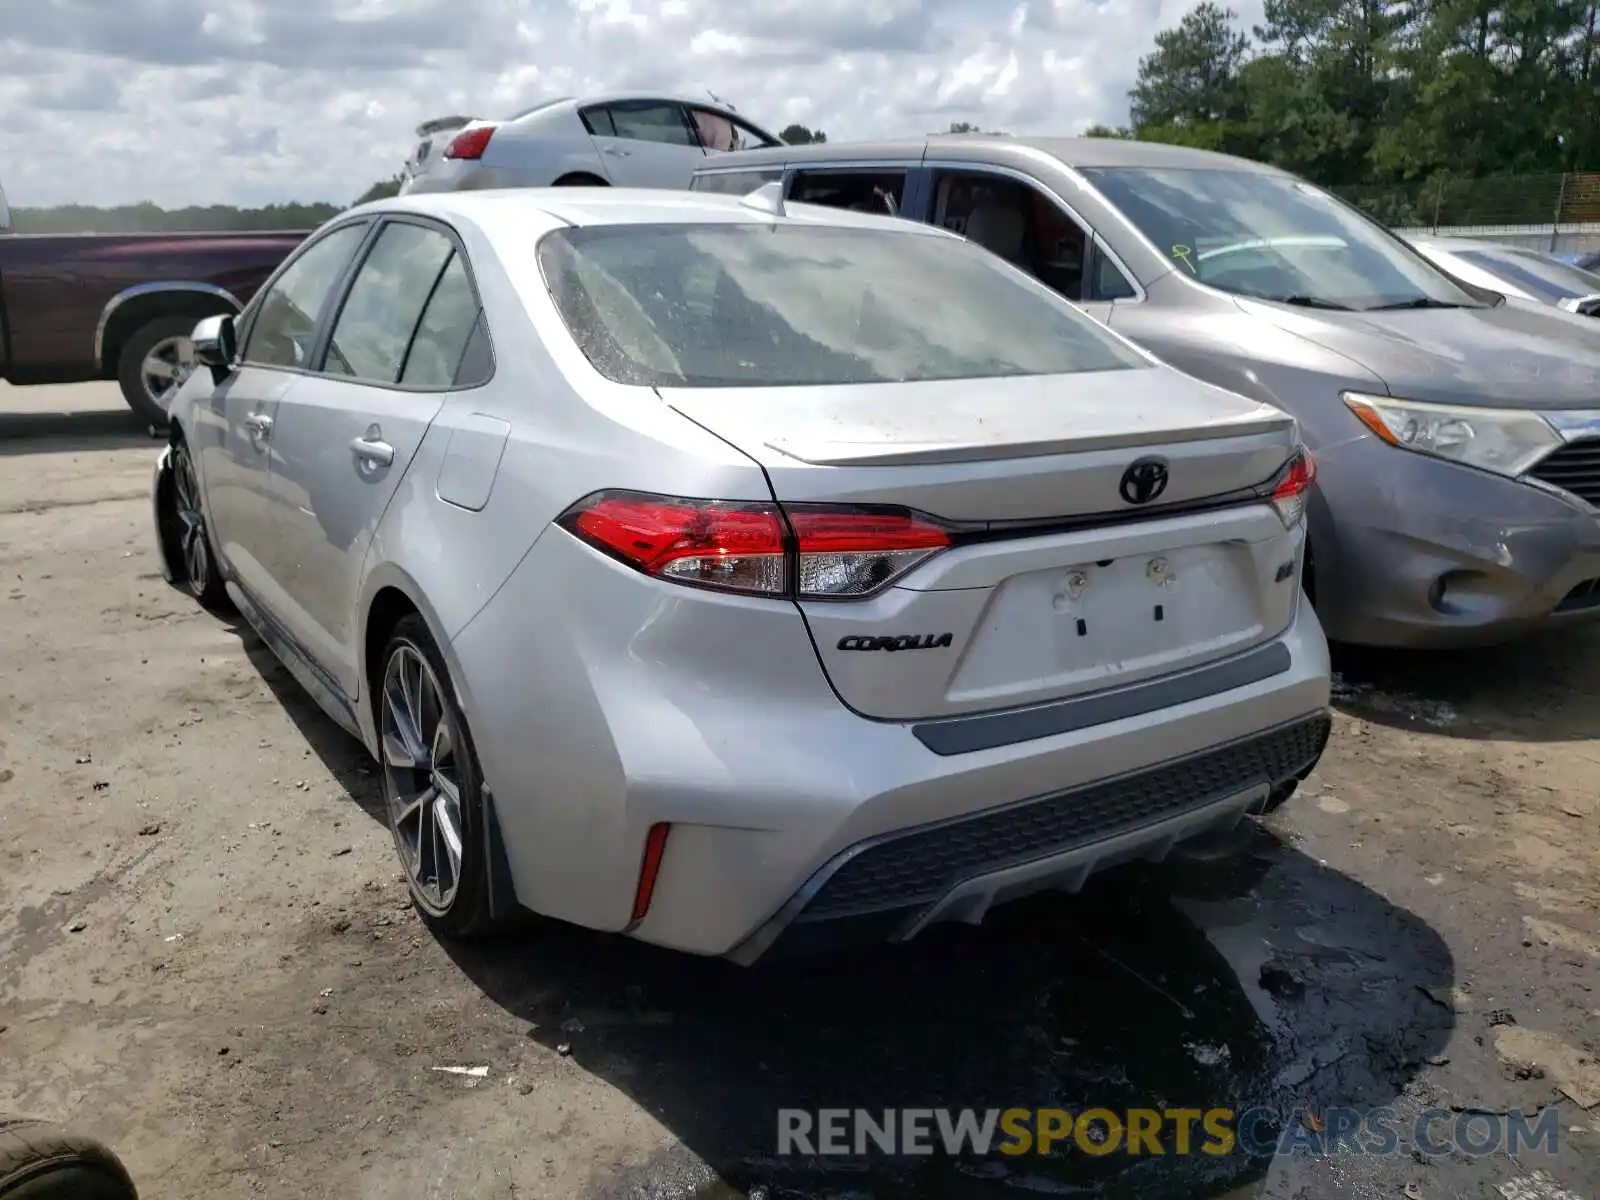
[1342,392,1560,478]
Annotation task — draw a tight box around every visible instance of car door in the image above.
[194,219,372,607]
[579,100,706,188]
[260,217,482,698]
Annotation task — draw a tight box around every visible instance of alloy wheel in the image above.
[379,644,465,914]
[141,335,197,417]
[171,444,212,595]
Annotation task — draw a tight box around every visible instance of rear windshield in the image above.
[536,223,1150,388]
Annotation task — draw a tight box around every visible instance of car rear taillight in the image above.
[443,126,496,160]
[557,491,951,599]
[1269,450,1317,528]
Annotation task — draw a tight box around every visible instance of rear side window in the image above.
[537,223,1150,388]
[582,102,695,146]
[692,168,783,195]
[241,222,370,369]
[323,222,454,383]
[791,170,905,216]
[401,254,489,387]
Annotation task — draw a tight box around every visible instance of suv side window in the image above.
[582,101,696,147]
[241,222,370,369]
[790,170,906,216]
[1091,243,1138,300]
[322,222,455,384]
[691,167,784,195]
[400,253,490,388]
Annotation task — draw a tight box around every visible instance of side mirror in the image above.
[1558,293,1600,317]
[192,314,237,380]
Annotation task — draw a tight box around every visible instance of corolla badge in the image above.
[1119,457,1170,505]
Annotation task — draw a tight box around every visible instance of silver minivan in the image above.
[692,137,1600,650]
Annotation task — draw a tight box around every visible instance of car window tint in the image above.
[691,168,784,195]
[242,223,369,369]
[792,171,905,216]
[538,223,1151,388]
[324,223,455,383]
[400,253,485,387]
[595,103,694,146]
[1092,248,1138,300]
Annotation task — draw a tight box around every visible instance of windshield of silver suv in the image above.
[1080,166,1488,312]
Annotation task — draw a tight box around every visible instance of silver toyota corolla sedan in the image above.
[150,187,1331,961]
[399,93,783,196]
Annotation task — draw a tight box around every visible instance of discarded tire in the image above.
[0,1117,138,1200]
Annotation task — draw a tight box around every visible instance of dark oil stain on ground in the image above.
[444,825,1460,1200]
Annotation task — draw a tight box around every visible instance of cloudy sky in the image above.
[0,0,1240,210]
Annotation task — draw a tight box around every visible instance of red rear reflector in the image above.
[1269,450,1316,528]
[557,491,952,598]
[444,126,495,160]
[631,823,671,924]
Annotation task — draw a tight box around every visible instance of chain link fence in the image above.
[1332,172,1600,256]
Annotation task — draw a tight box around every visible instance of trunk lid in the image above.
[660,371,1306,722]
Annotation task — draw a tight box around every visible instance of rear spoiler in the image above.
[414,115,477,138]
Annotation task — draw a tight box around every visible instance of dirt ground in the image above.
[1,382,1598,1200]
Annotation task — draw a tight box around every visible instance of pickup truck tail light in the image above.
[557,491,950,599]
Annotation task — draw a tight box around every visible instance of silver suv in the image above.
[693,138,1600,650]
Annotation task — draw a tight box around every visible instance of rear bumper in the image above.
[732,711,1328,962]
[452,531,1332,960]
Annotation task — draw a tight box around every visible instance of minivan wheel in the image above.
[377,615,497,938]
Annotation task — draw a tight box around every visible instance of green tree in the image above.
[354,175,403,205]
[1129,3,1251,131]
[779,124,827,144]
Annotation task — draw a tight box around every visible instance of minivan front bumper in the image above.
[1309,435,1600,648]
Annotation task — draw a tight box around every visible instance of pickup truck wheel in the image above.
[116,316,201,427]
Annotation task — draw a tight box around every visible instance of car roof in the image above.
[695,134,1292,176]
[352,186,965,238]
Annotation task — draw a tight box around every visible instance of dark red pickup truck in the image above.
[0,209,305,423]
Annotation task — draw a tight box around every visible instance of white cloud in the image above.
[0,0,1263,209]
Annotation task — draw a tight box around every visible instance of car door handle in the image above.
[603,146,630,157]
[243,413,273,438]
[350,434,395,468]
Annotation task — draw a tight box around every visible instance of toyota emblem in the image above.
[1119,457,1170,505]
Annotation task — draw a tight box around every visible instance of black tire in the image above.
[377,614,498,938]
[0,1118,139,1200]
[115,315,206,427]
[553,173,608,187]
[160,438,229,612]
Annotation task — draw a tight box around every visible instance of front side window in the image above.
[323,222,455,384]
[1081,166,1487,311]
[537,223,1151,388]
[242,222,370,369]
[690,109,779,152]
[931,172,1092,301]
[584,102,695,147]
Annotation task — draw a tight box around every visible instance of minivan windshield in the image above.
[538,223,1152,387]
[1080,166,1486,312]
